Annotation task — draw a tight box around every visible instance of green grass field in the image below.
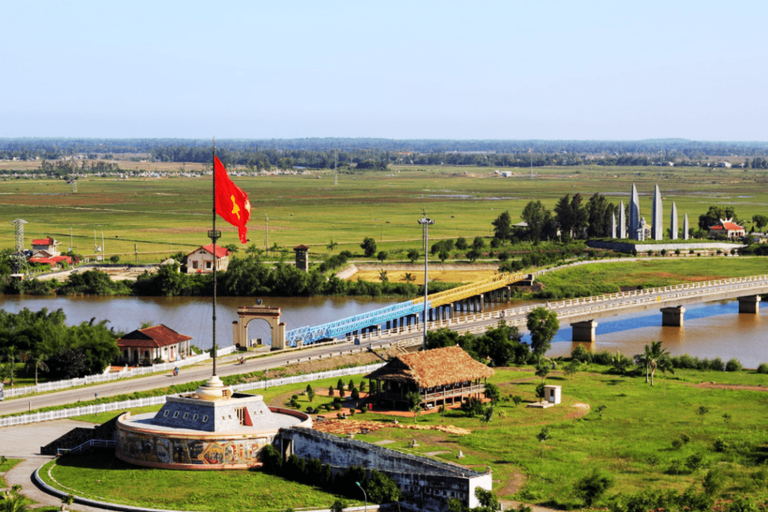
[3,164,768,264]
[536,258,768,297]
[46,365,768,509]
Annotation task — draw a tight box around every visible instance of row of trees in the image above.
[493,193,619,243]
[0,308,120,385]
[8,137,768,168]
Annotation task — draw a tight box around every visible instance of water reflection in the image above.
[0,295,396,350]
[546,301,768,368]
[1,295,767,367]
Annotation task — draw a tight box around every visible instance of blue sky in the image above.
[2,1,766,140]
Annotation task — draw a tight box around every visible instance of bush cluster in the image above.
[260,445,400,504]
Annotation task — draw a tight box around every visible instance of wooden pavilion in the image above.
[365,346,494,410]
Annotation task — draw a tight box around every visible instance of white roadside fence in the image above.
[0,363,384,428]
[2,346,240,400]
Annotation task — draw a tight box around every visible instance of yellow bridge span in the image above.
[413,271,527,309]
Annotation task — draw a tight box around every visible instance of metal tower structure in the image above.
[10,219,28,274]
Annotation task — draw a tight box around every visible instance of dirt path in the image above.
[691,382,768,392]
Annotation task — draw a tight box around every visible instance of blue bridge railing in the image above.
[285,300,428,346]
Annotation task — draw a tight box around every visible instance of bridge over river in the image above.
[234,273,768,350]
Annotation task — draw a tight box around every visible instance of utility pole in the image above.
[417,210,434,350]
[530,148,533,180]
[69,227,73,253]
[265,213,269,254]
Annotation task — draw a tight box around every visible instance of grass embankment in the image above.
[534,258,768,299]
[48,363,768,509]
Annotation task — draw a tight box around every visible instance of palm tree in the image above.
[1,346,17,388]
[1,485,30,512]
[378,269,388,283]
[402,273,416,284]
[635,341,671,386]
[24,348,50,386]
[326,239,338,255]
[634,346,651,383]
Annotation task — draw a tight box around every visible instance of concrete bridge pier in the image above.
[661,306,686,327]
[478,295,484,312]
[571,320,598,342]
[738,295,761,314]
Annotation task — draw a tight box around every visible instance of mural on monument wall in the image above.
[116,429,270,468]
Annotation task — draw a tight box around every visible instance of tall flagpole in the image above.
[209,138,221,377]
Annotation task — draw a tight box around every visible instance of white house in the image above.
[186,244,231,274]
[117,324,193,364]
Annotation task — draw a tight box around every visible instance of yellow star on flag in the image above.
[230,195,241,219]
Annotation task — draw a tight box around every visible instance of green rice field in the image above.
[2,164,767,264]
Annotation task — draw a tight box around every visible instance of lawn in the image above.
[41,451,362,512]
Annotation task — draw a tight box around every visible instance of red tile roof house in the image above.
[117,324,193,365]
[709,218,746,239]
[186,244,231,274]
[32,237,61,257]
[28,254,73,269]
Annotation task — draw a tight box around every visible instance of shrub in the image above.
[709,357,725,371]
[686,453,704,471]
[713,437,729,452]
[574,469,613,506]
[757,363,768,374]
[666,459,685,475]
[351,388,360,400]
[725,358,743,372]
[571,344,591,363]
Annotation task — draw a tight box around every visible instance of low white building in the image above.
[117,324,193,364]
[186,244,231,274]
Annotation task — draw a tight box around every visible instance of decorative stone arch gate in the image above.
[233,305,286,350]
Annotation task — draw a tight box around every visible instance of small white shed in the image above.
[544,385,561,405]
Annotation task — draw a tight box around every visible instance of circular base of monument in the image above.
[115,407,310,470]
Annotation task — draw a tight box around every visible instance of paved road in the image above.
[0,340,379,416]
[0,419,107,511]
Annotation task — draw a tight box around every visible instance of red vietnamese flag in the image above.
[214,156,251,243]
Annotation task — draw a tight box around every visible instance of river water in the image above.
[1,296,766,368]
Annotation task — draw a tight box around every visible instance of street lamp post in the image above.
[417,211,434,350]
[356,481,367,512]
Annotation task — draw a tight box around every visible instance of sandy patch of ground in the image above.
[691,382,768,392]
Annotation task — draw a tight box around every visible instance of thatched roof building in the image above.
[366,346,494,409]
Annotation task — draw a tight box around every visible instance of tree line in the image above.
[0,307,120,385]
[5,137,768,169]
